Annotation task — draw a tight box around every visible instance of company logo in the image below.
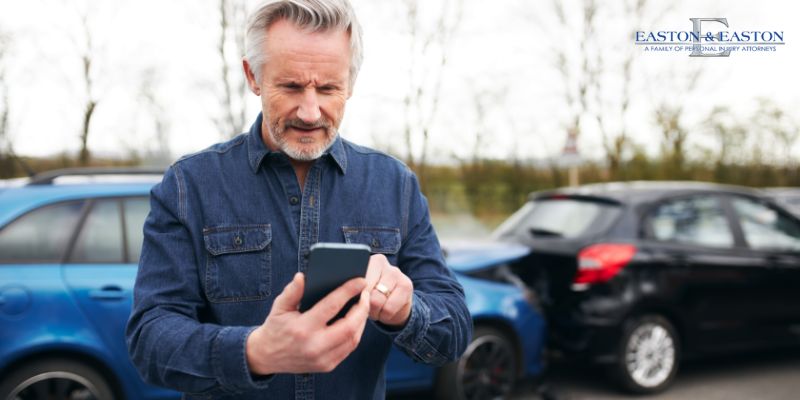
[635,18,785,57]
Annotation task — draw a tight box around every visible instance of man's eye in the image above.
[318,86,337,93]
[281,84,302,90]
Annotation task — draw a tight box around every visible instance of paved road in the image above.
[513,348,800,400]
[389,349,800,400]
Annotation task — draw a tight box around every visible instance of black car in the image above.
[763,187,800,218]
[493,181,800,393]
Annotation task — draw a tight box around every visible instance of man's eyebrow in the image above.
[275,78,303,85]
[275,78,345,87]
[319,81,344,88]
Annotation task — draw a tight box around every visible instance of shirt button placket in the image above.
[295,164,321,398]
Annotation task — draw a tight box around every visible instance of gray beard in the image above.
[268,125,337,161]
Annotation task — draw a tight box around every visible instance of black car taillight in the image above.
[574,243,636,284]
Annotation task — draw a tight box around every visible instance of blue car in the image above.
[0,169,545,400]
[387,241,547,399]
[0,169,176,400]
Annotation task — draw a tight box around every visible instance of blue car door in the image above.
[61,197,150,376]
[0,200,88,356]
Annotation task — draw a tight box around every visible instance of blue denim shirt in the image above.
[126,114,471,399]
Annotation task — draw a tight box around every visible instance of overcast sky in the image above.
[0,0,798,164]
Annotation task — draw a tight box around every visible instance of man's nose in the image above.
[297,88,322,123]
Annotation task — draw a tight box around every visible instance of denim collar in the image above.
[246,113,348,175]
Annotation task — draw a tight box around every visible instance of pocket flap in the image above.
[203,225,271,256]
[342,227,401,254]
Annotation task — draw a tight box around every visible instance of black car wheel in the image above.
[614,314,680,394]
[436,326,519,400]
[0,359,115,400]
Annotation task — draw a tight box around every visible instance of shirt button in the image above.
[289,196,300,205]
[234,235,243,247]
[371,238,381,248]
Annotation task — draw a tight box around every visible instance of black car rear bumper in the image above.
[547,308,627,364]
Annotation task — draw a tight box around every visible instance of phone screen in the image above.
[299,242,371,322]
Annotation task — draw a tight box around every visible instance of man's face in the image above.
[246,19,352,161]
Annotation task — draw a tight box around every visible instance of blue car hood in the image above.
[444,241,531,273]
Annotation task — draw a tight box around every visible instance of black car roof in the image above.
[763,187,800,197]
[531,181,763,206]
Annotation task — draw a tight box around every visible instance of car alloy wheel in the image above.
[0,359,115,400]
[436,326,518,400]
[616,315,680,394]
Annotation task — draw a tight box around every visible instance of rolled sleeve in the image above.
[374,292,457,365]
[213,326,274,391]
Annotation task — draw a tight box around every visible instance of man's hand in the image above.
[246,272,370,375]
[365,254,414,328]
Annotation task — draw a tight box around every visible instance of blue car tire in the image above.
[0,358,116,400]
[435,325,519,400]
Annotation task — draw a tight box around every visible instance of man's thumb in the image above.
[273,272,304,312]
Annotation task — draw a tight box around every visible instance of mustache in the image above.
[284,118,331,130]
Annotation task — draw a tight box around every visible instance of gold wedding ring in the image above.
[375,282,391,297]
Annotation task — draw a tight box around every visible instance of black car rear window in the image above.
[494,197,621,240]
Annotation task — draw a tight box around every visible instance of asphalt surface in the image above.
[514,348,800,400]
[389,348,800,400]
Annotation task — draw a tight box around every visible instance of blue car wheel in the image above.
[0,358,116,400]
[435,325,519,400]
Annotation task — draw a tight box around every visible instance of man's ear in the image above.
[347,80,354,99]
[242,58,261,95]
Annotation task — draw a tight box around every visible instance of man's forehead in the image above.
[263,19,351,81]
[266,53,349,80]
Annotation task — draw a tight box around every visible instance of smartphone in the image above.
[299,242,371,322]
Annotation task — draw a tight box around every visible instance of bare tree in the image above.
[42,0,126,167]
[705,106,745,158]
[459,84,500,214]
[0,30,9,149]
[538,0,610,185]
[401,0,463,187]
[700,106,745,183]
[0,30,12,177]
[549,0,597,162]
[654,104,688,173]
[536,0,679,181]
[0,83,7,158]
[76,10,100,166]
[60,0,113,167]
[752,98,799,168]
[465,85,504,164]
[216,0,249,137]
[0,30,34,178]
[593,0,657,178]
[139,67,172,166]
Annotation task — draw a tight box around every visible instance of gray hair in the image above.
[245,0,364,89]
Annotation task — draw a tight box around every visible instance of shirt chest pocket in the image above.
[342,226,401,263]
[203,224,271,303]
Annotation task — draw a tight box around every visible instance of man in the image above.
[125,0,471,399]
